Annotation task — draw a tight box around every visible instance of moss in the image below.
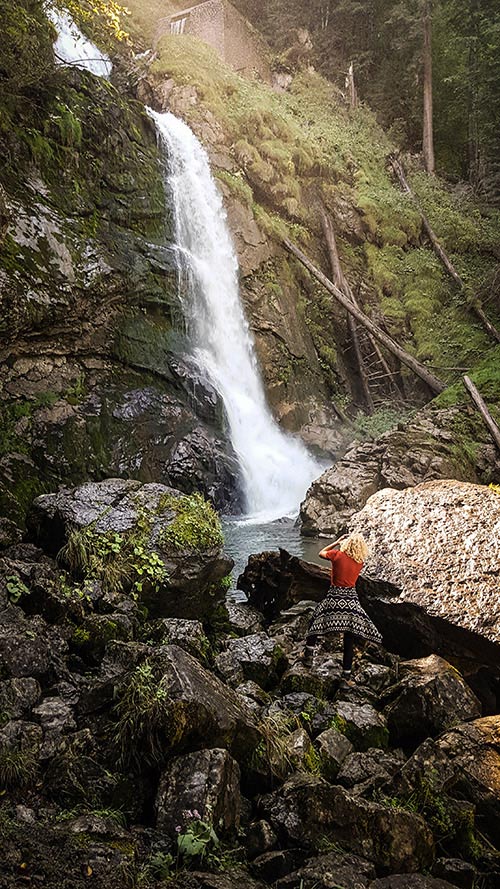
[158,492,223,552]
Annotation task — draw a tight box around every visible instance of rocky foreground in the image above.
[1,480,500,888]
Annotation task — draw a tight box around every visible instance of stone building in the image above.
[156,0,271,81]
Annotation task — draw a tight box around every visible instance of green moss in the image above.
[158,492,223,552]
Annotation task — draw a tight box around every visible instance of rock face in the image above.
[260,773,434,871]
[156,748,242,837]
[349,480,500,645]
[27,478,233,620]
[300,410,500,537]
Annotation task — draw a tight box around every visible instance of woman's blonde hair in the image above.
[340,532,369,563]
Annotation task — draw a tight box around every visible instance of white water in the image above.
[47,7,112,77]
[147,109,322,521]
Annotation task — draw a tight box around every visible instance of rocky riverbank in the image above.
[1,479,499,888]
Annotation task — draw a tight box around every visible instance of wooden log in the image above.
[389,155,500,344]
[463,375,500,452]
[320,211,374,413]
[320,210,405,403]
[284,236,446,395]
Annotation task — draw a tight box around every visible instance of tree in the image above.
[422,0,435,172]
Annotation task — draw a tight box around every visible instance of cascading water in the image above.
[147,108,322,521]
[47,6,112,77]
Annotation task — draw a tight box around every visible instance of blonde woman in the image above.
[303,532,382,683]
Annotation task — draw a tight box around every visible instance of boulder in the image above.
[250,850,297,882]
[432,858,478,889]
[0,678,41,720]
[226,603,265,637]
[383,655,481,747]
[32,696,77,759]
[349,481,500,647]
[156,748,241,837]
[113,644,261,764]
[143,617,210,662]
[275,851,376,889]
[0,604,68,680]
[369,877,458,889]
[299,409,486,538]
[332,701,389,751]
[27,479,233,620]
[245,820,278,859]
[385,715,500,846]
[315,727,354,780]
[260,774,434,871]
[336,748,405,794]
[217,633,287,690]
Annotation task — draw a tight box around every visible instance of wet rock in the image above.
[27,479,233,620]
[336,748,405,794]
[156,748,241,838]
[369,877,457,889]
[432,858,478,889]
[333,701,389,751]
[245,820,278,859]
[276,850,376,889]
[146,617,210,661]
[227,603,265,637]
[0,518,23,550]
[186,870,267,889]
[268,600,318,645]
[32,696,77,759]
[281,658,340,699]
[0,604,67,679]
[315,728,354,780]
[71,613,134,664]
[250,850,296,881]
[235,682,270,707]
[0,677,41,720]
[113,644,261,764]
[260,773,434,871]
[284,728,314,770]
[218,633,288,689]
[384,655,481,747]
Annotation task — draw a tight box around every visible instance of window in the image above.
[171,17,187,35]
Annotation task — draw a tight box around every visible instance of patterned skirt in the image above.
[308,586,383,643]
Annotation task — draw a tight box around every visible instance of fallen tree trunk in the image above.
[463,375,500,452]
[320,211,374,413]
[389,155,500,344]
[320,211,405,404]
[284,237,446,395]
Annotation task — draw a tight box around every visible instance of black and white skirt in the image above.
[308,586,383,643]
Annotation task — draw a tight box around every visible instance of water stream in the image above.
[47,6,112,77]
[147,109,323,522]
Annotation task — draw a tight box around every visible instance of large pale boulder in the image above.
[349,480,500,645]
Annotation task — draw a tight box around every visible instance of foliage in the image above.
[0,745,38,790]
[54,0,130,47]
[58,512,167,596]
[176,808,220,863]
[158,492,223,552]
[113,660,179,765]
[353,406,415,440]
[5,574,30,604]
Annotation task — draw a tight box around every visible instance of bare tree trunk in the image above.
[422,0,435,174]
[389,155,500,343]
[345,62,358,109]
[463,375,500,452]
[284,237,446,395]
[320,211,374,413]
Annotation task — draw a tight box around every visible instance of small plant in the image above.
[113,661,173,766]
[0,746,38,790]
[5,574,30,604]
[176,808,219,863]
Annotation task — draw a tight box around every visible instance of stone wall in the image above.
[157,1,271,81]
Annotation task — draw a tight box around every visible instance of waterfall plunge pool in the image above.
[222,515,324,603]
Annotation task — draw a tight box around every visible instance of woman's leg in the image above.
[342,632,355,677]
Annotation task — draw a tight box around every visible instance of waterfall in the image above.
[147,109,322,521]
[47,7,112,78]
